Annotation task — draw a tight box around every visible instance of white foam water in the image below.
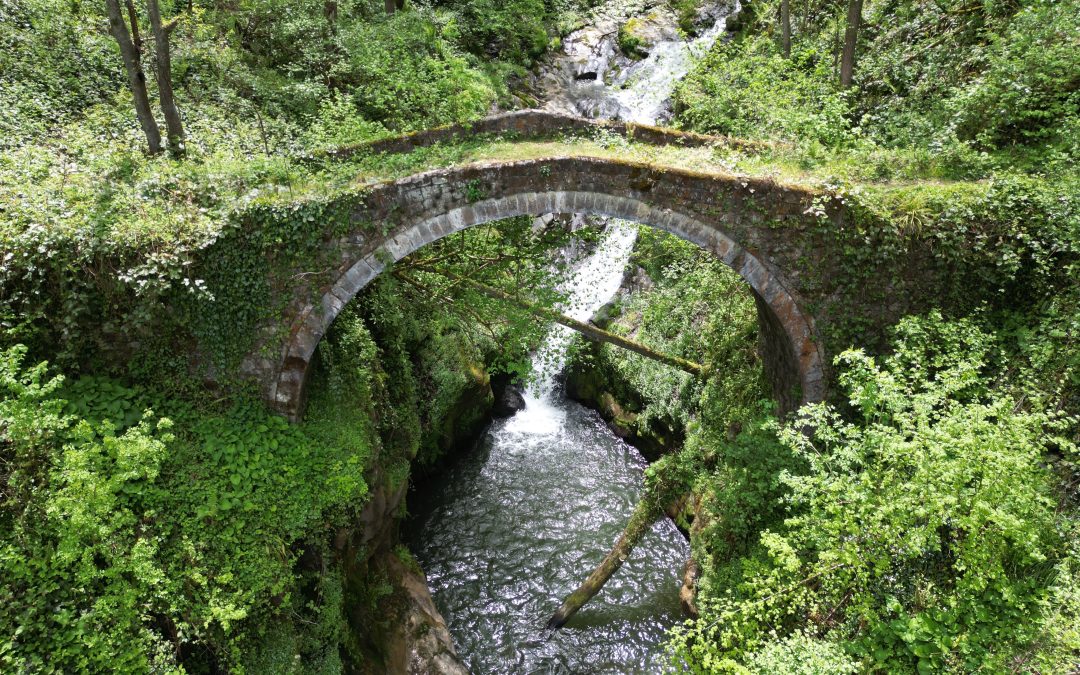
[505,222,638,435]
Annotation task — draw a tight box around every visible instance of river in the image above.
[405,5,734,672]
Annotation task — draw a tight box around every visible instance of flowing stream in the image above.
[405,5,733,672]
[406,226,689,673]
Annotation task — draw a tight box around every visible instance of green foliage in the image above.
[743,632,858,674]
[617,18,648,59]
[331,10,498,130]
[674,36,854,147]
[858,0,1079,151]
[670,314,1079,672]
[675,0,1079,164]
[0,343,377,671]
[0,0,117,150]
[569,227,768,447]
[2,0,1078,670]
[442,0,551,63]
[669,0,706,34]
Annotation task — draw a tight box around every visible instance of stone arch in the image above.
[269,189,826,421]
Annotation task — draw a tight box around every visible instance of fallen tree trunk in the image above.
[405,269,708,378]
[546,497,664,629]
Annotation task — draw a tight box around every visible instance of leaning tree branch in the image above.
[415,268,709,379]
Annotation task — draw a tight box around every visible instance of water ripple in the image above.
[406,402,689,674]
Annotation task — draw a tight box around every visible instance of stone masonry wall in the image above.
[245,155,843,420]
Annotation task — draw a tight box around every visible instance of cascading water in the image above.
[508,222,638,433]
[611,15,733,124]
[539,0,737,124]
[407,4,727,672]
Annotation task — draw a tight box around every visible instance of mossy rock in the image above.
[617,18,651,59]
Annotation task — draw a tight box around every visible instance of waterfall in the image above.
[506,222,638,434]
[612,11,735,124]
[540,3,737,125]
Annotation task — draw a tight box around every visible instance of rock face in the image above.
[335,365,494,673]
[618,10,681,59]
[383,554,470,675]
[491,373,526,417]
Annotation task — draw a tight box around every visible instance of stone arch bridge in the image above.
[238,111,856,421]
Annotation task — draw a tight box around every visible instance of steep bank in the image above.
[309,277,503,673]
[560,226,777,618]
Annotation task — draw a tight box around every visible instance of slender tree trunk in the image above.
[781,0,792,58]
[146,0,185,156]
[123,0,142,52]
[105,0,162,154]
[384,0,396,13]
[547,498,664,629]
[839,0,862,88]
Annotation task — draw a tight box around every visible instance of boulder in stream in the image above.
[491,373,526,417]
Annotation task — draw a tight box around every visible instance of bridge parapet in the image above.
[327,109,774,159]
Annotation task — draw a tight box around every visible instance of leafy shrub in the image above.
[617,18,648,59]
[744,632,858,674]
[0,344,374,671]
[333,10,497,129]
[673,38,853,146]
[443,0,550,63]
[949,0,1080,147]
[0,0,118,149]
[670,313,1078,672]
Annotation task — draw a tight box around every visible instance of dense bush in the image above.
[674,38,854,146]
[566,226,768,457]
[0,0,118,150]
[670,314,1080,672]
[675,0,1080,159]
[0,344,372,671]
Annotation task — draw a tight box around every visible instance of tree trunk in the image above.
[546,498,663,629]
[781,0,791,58]
[123,0,142,53]
[384,0,396,13]
[146,0,185,156]
[839,0,862,88]
[412,270,708,378]
[105,0,161,154]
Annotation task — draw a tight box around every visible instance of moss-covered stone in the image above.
[565,341,684,461]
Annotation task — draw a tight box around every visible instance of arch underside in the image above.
[270,190,826,420]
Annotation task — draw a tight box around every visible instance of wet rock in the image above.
[383,553,470,675]
[680,555,700,617]
[491,373,526,417]
[591,299,619,329]
[623,264,655,294]
[618,10,681,58]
